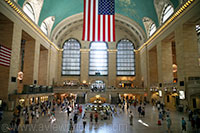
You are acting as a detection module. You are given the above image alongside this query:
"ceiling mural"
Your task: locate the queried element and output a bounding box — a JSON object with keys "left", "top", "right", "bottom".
{"left": 17, "top": 0, "right": 180, "bottom": 34}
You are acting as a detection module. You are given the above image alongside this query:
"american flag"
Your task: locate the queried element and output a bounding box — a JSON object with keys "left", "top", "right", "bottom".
{"left": 0, "top": 45, "right": 11, "bottom": 67}
{"left": 82, "top": 0, "right": 115, "bottom": 42}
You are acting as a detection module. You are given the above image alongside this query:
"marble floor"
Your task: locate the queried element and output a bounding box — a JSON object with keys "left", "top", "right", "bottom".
{"left": 0, "top": 104, "right": 199, "bottom": 133}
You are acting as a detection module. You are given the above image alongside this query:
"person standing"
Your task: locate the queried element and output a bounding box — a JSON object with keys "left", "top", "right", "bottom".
{"left": 196, "top": 116, "right": 200, "bottom": 131}
{"left": 181, "top": 117, "right": 186, "bottom": 132}
{"left": 141, "top": 107, "right": 145, "bottom": 118}
{"left": 36, "top": 108, "right": 39, "bottom": 119}
{"left": 129, "top": 111, "right": 133, "bottom": 125}
{"left": 188, "top": 109, "right": 193, "bottom": 121}
{"left": 166, "top": 109, "right": 170, "bottom": 117}
{"left": 157, "top": 102, "right": 160, "bottom": 111}
{"left": 138, "top": 105, "right": 142, "bottom": 118}
{"left": 166, "top": 115, "right": 171, "bottom": 133}
{"left": 94, "top": 111, "right": 98, "bottom": 125}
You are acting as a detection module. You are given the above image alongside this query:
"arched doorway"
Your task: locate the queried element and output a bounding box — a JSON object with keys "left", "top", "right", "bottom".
{"left": 90, "top": 80, "right": 105, "bottom": 92}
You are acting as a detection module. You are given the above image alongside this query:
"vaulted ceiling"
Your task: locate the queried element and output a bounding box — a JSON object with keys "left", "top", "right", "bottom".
{"left": 17, "top": 0, "right": 180, "bottom": 33}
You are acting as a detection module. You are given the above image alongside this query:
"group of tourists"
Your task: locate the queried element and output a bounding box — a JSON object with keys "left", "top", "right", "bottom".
{"left": 2, "top": 96, "right": 199, "bottom": 133}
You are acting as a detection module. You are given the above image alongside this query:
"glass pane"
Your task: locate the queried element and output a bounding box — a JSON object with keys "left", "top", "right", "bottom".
{"left": 117, "top": 39, "right": 135, "bottom": 76}
{"left": 62, "top": 39, "right": 81, "bottom": 75}
{"left": 41, "top": 22, "right": 48, "bottom": 35}
{"left": 162, "top": 5, "right": 174, "bottom": 23}
{"left": 23, "top": 3, "right": 35, "bottom": 21}
{"left": 89, "top": 42, "right": 108, "bottom": 75}
{"left": 196, "top": 25, "right": 200, "bottom": 36}
{"left": 149, "top": 23, "right": 156, "bottom": 36}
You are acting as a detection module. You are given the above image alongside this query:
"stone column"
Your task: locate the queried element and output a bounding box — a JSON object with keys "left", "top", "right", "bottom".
{"left": 108, "top": 50, "right": 116, "bottom": 87}
{"left": 33, "top": 40, "right": 40, "bottom": 84}
{"left": 140, "top": 48, "right": 149, "bottom": 99}
{"left": 149, "top": 46, "right": 158, "bottom": 85}
{"left": 134, "top": 51, "right": 141, "bottom": 87}
{"left": 23, "top": 39, "right": 36, "bottom": 85}
{"left": 161, "top": 41, "right": 173, "bottom": 83}
{"left": 47, "top": 48, "right": 51, "bottom": 85}
{"left": 157, "top": 42, "right": 163, "bottom": 84}
{"left": 175, "top": 24, "right": 200, "bottom": 107}
{"left": 175, "top": 24, "right": 200, "bottom": 87}
{"left": 57, "top": 51, "right": 62, "bottom": 85}
{"left": 80, "top": 50, "right": 89, "bottom": 84}
{"left": 38, "top": 47, "right": 48, "bottom": 85}
{"left": 8, "top": 23, "right": 22, "bottom": 95}
{"left": 140, "top": 48, "right": 148, "bottom": 88}
{"left": 48, "top": 48, "right": 58, "bottom": 86}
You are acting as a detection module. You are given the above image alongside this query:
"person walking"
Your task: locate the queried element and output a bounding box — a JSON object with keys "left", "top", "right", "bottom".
{"left": 90, "top": 112, "right": 93, "bottom": 122}
{"left": 159, "top": 112, "right": 163, "bottom": 120}
{"left": 158, "top": 112, "right": 163, "bottom": 125}
{"left": 181, "top": 117, "right": 186, "bottom": 132}
{"left": 166, "top": 115, "right": 171, "bottom": 133}
{"left": 69, "top": 118, "right": 73, "bottom": 133}
{"left": 82, "top": 116, "right": 87, "bottom": 129}
{"left": 73, "top": 113, "right": 78, "bottom": 124}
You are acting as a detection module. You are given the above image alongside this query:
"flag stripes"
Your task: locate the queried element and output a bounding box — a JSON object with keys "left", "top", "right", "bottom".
{"left": 0, "top": 45, "right": 11, "bottom": 67}
{"left": 82, "top": 0, "right": 115, "bottom": 42}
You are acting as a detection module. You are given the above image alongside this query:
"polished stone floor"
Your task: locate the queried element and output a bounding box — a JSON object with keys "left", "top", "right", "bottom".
{"left": 0, "top": 104, "right": 199, "bottom": 133}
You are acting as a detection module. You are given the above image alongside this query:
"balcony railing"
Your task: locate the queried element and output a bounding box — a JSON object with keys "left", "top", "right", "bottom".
{"left": 22, "top": 85, "right": 53, "bottom": 94}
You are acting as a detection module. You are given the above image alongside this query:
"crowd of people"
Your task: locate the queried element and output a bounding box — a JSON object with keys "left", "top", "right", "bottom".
{"left": 188, "top": 109, "right": 200, "bottom": 130}
{"left": 0, "top": 96, "right": 199, "bottom": 133}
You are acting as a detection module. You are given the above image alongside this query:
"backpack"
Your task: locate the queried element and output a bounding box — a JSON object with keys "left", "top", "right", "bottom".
{"left": 182, "top": 120, "right": 186, "bottom": 126}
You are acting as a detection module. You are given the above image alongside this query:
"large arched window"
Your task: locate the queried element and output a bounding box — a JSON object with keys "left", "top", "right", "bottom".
{"left": 117, "top": 39, "right": 135, "bottom": 76}
{"left": 41, "top": 22, "right": 48, "bottom": 35}
{"left": 89, "top": 42, "right": 108, "bottom": 76}
{"left": 196, "top": 25, "right": 200, "bottom": 36}
{"left": 23, "top": 2, "right": 35, "bottom": 22}
{"left": 161, "top": 4, "right": 174, "bottom": 23}
{"left": 62, "top": 39, "right": 81, "bottom": 75}
{"left": 149, "top": 23, "right": 156, "bottom": 37}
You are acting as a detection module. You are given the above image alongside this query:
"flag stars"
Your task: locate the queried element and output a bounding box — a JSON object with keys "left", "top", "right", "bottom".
{"left": 98, "top": 0, "right": 115, "bottom": 15}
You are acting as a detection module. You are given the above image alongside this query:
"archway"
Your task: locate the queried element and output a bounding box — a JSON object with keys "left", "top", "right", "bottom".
{"left": 90, "top": 80, "right": 106, "bottom": 92}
